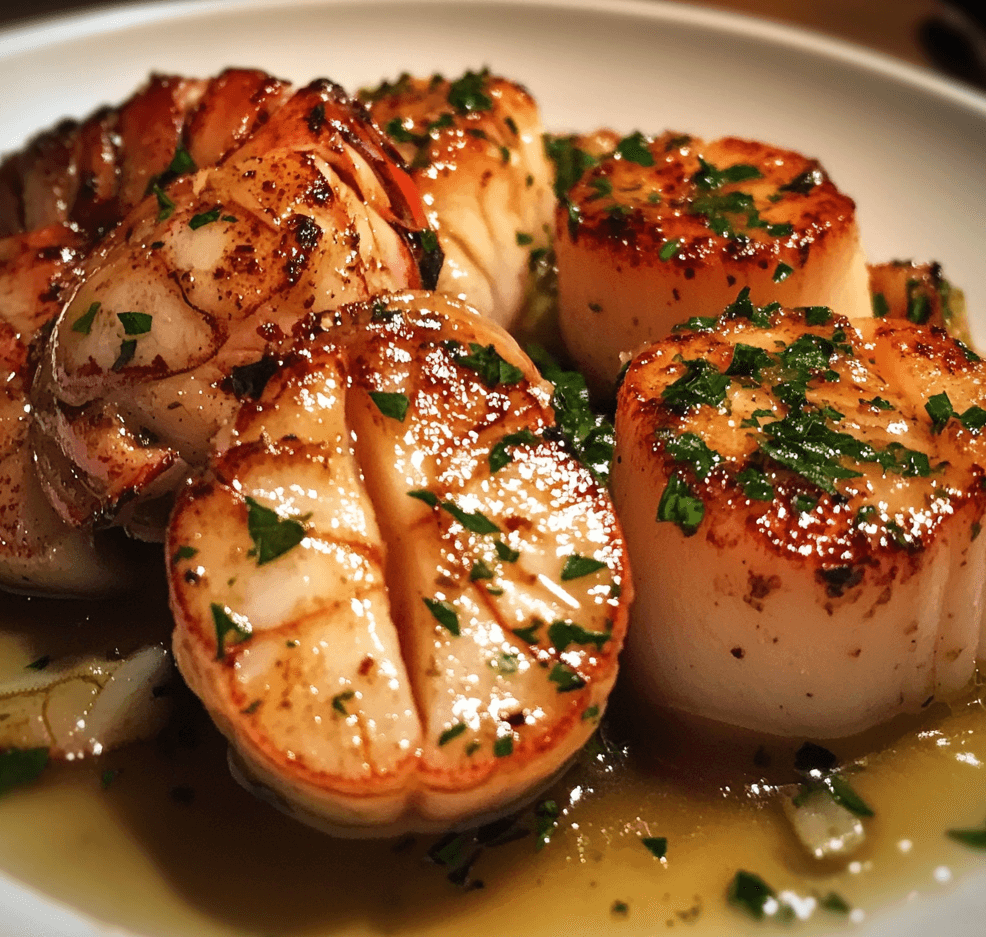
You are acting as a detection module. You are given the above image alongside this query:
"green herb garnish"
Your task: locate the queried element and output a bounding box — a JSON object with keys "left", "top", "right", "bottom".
{"left": 245, "top": 496, "right": 307, "bottom": 565}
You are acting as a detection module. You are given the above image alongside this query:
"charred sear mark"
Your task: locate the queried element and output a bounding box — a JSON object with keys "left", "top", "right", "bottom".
{"left": 817, "top": 564, "right": 864, "bottom": 598}
{"left": 223, "top": 357, "right": 280, "bottom": 400}
{"left": 743, "top": 571, "right": 781, "bottom": 612}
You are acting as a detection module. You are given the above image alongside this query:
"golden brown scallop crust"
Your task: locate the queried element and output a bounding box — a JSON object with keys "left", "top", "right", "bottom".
{"left": 617, "top": 304, "right": 986, "bottom": 601}
{"left": 558, "top": 132, "right": 856, "bottom": 273}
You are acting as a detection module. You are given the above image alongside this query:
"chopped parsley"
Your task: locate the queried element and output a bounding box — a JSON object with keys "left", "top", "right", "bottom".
{"left": 535, "top": 799, "right": 560, "bottom": 850}
{"left": 661, "top": 359, "right": 729, "bottom": 411}
{"left": 725, "top": 343, "right": 774, "bottom": 381}
{"left": 819, "top": 892, "right": 852, "bottom": 914}
{"left": 493, "top": 734, "right": 514, "bottom": 757}
{"left": 440, "top": 500, "right": 499, "bottom": 534}
{"left": 168, "top": 146, "right": 197, "bottom": 175}
{"left": 71, "top": 301, "right": 100, "bottom": 335}
{"left": 447, "top": 70, "right": 492, "bottom": 113}
{"left": 489, "top": 428, "right": 539, "bottom": 473}
{"left": 663, "top": 431, "right": 722, "bottom": 480}
{"left": 439, "top": 723, "right": 468, "bottom": 746}
{"left": 614, "top": 131, "right": 654, "bottom": 167}
{"left": 452, "top": 342, "right": 524, "bottom": 388}
{"left": 117, "top": 311, "right": 152, "bottom": 335}
{"left": 658, "top": 238, "right": 681, "bottom": 261}
{"left": 692, "top": 156, "right": 763, "bottom": 190}
{"left": 211, "top": 603, "right": 251, "bottom": 660}
{"left": 548, "top": 662, "right": 586, "bottom": 692}
{"left": 470, "top": 559, "right": 495, "bottom": 581}
{"left": 547, "top": 620, "right": 610, "bottom": 652}
{"left": 512, "top": 622, "right": 542, "bottom": 643}
{"left": 526, "top": 344, "right": 614, "bottom": 483}
{"left": 423, "top": 597, "right": 460, "bottom": 636}
{"left": 332, "top": 690, "right": 355, "bottom": 715}
{"left": 26, "top": 656, "right": 50, "bottom": 671}
{"left": 657, "top": 474, "right": 704, "bottom": 536}
{"left": 926, "top": 392, "right": 954, "bottom": 433}
{"left": 369, "top": 391, "right": 410, "bottom": 422}
{"left": 737, "top": 466, "right": 774, "bottom": 501}
{"left": 641, "top": 836, "right": 667, "bottom": 859}
{"left": 560, "top": 554, "right": 607, "bottom": 580}
{"left": 188, "top": 207, "right": 222, "bottom": 229}
{"left": 515, "top": 231, "right": 534, "bottom": 246}
{"left": 728, "top": 870, "right": 783, "bottom": 921}
{"left": 111, "top": 339, "right": 137, "bottom": 371}
{"left": 172, "top": 545, "right": 198, "bottom": 562}
{"left": 152, "top": 183, "right": 175, "bottom": 221}
{"left": 779, "top": 167, "right": 822, "bottom": 194}
{"left": 494, "top": 540, "right": 519, "bottom": 563}
{"left": 947, "top": 822, "right": 986, "bottom": 850}
{"left": 245, "top": 496, "right": 307, "bottom": 565}
{"left": 544, "top": 135, "right": 597, "bottom": 199}
{"left": 872, "top": 291, "right": 890, "bottom": 318}
{"left": 407, "top": 489, "right": 438, "bottom": 507}
{"left": 773, "top": 262, "right": 794, "bottom": 282}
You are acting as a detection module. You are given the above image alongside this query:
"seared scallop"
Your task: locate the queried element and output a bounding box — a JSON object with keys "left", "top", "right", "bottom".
{"left": 554, "top": 132, "right": 870, "bottom": 393}
{"left": 168, "top": 290, "right": 630, "bottom": 833}
{"left": 612, "top": 291, "right": 986, "bottom": 738}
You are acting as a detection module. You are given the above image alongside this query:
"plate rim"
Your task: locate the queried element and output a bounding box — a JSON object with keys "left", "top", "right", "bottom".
{"left": 1, "top": 0, "right": 986, "bottom": 118}
{"left": 0, "top": 2, "right": 985, "bottom": 937}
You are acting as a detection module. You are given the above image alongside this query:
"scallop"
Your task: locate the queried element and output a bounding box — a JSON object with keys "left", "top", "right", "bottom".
{"left": 612, "top": 293, "right": 986, "bottom": 738}
{"left": 554, "top": 131, "right": 870, "bottom": 393}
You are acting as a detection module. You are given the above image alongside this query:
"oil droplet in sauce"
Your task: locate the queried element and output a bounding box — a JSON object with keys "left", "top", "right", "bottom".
{"left": 1, "top": 573, "right": 985, "bottom": 936}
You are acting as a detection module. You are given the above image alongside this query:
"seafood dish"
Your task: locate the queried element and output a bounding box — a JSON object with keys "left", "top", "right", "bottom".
{"left": 1, "top": 37, "right": 985, "bottom": 937}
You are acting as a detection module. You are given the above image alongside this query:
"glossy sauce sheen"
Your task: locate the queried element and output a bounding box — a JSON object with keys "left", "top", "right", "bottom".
{"left": 1, "top": 585, "right": 984, "bottom": 936}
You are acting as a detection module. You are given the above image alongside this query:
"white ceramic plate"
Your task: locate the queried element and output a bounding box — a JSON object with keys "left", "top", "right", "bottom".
{"left": 1, "top": 1, "right": 985, "bottom": 935}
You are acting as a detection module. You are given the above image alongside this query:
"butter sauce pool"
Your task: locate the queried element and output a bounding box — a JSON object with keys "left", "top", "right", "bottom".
{"left": 1, "top": 579, "right": 985, "bottom": 937}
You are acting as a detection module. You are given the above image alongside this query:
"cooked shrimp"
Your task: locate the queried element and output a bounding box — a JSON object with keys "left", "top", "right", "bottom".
{"left": 361, "top": 70, "right": 553, "bottom": 329}
{"left": 0, "top": 225, "right": 130, "bottom": 593}
{"left": 612, "top": 292, "right": 986, "bottom": 738}
{"left": 554, "top": 132, "right": 870, "bottom": 393}
{"left": 168, "top": 290, "right": 630, "bottom": 833}
{"left": 30, "top": 77, "right": 436, "bottom": 541}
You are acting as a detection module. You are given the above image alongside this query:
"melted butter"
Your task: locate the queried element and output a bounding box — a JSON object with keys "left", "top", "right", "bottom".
{"left": 1, "top": 580, "right": 985, "bottom": 936}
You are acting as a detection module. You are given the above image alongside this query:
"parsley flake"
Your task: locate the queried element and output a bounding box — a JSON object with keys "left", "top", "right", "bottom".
{"left": 548, "top": 662, "right": 586, "bottom": 692}
{"left": 111, "top": 339, "right": 137, "bottom": 371}
{"left": 71, "top": 301, "right": 100, "bottom": 335}
{"left": 659, "top": 238, "right": 681, "bottom": 261}
{"left": 440, "top": 500, "right": 499, "bottom": 534}
{"left": 189, "top": 207, "right": 222, "bottom": 230}
{"left": 332, "top": 690, "right": 355, "bottom": 715}
{"left": 773, "top": 262, "right": 794, "bottom": 282}
{"left": 439, "top": 723, "right": 467, "bottom": 746}
{"left": 615, "top": 131, "right": 654, "bottom": 166}
{"left": 245, "top": 496, "right": 307, "bottom": 565}
{"left": 211, "top": 603, "right": 252, "bottom": 660}
{"left": 641, "top": 836, "right": 667, "bottom": 859}
{"left": 657, "top": 474, "right": 704, "bottom": 536}
{"left": 548, "top": 620, "right": 610, "bottom": 652}
{"left": 117, "top": 311, "right": 152, "bottom": 335}
{"left": 560, "top": 554, "right": 607, "bottom": 580}
{"left": 662, "top": 359, "right": 729, "bottom": 411}
{"left": 370, "top": 391, "right": 410, "bottom": 422}
{"left": 408, "top": 489, "right": 438, "bottom": 507}
{"left": 447, "top": 70, "right": 492, "bottom": 113}
{"left": 424, "top": 597, "right": 460, "bottom": 636}
{"left": 493, "top": 734, "right": 514, "bottom": 757}
{"left": 489, "top": 428, "right": 538, "bottom": 473}
{"left": 452, "top": 342, "right": 524, "bottom": 387}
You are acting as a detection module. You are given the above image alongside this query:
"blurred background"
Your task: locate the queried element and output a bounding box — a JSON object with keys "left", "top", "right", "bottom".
{"left": 2, "top": 0, "right": 985, "bottom": 88}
